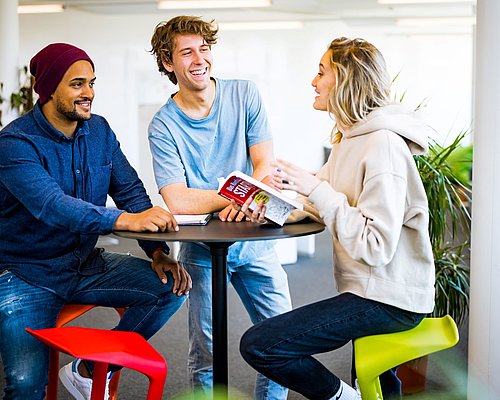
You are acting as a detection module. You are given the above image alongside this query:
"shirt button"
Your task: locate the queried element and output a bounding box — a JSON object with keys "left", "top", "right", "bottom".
{"left": 76, "top": 169, "right": 81, "bottom": 174}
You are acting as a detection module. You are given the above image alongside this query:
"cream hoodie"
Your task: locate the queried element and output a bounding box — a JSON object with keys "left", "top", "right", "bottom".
{"left": 308, "top": 104, "right": 435, "bottom": 313}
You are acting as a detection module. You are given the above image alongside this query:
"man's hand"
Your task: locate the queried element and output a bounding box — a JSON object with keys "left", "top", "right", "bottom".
{"left": 231, "top": 198, "right": 268, "bottom": 224}
{"left": 113, "top": 206, "right": 179, "bottom": 232}
{"left": 218, "top": 204, "right": 247, "bottom": 222}
{"left": 151, "top": 251, "right": 192, "bottom": 296}
{"left": 261, "top": 174, "right": 281, "bottom": 190}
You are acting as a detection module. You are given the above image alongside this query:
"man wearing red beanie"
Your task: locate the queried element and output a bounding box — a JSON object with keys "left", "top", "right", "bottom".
{"left": 30, "top": 43, "right": 95, "bottom": 106}
{"left": 0, "top": 43, "right": 192, "bottom": 400}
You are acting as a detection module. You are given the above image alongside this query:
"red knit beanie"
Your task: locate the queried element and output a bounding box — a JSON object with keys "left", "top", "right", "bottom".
{"left": 29, "top": 43, "right": 95, "bottom": 105}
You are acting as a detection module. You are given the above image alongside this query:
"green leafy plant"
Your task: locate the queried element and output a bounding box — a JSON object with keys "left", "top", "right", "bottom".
{"left": 433, "top": 243, "right": 470, "bottom": 325}
{"left": 0, "top": 67, "right": 35, "bottom": 128}
{"left": 414, "top": 130, "right": 472, "bottom": 325}
{"left": 10, "top": 66, "right": 34, "bottom": 116}
{"left": 447, "top": 143, "right": 473, "bottom": 186}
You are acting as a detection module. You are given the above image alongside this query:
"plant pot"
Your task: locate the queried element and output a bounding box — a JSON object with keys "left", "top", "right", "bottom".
{"left": 396, "top": 355, "right": 429, "bottom": 394}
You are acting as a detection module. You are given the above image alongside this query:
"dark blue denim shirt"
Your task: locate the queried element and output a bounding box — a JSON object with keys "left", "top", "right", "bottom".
{"left": 0, "top": 102, "right": 168, "bottom": 299}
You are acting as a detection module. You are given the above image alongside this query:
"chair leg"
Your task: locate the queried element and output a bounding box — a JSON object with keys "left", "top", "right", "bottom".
{"left": 46, "top": 348, "right": 59, "bottom": 400}
{"left": 108, "top": 370, "right": 121, "bottom": 400}
{"left": 358, "top": 377, "right": 384, "bottom": 400}
{"left": 90, "top": 362, "right": 109, "bottom": 400}
{"left": 50, "top": 305, "right": 126, "bottom": 399}
{"left": 374, "top": 378, "right": 384, "bottom": 399}
{"left": 145, "top": 375, "right": 167, "bottom": 400}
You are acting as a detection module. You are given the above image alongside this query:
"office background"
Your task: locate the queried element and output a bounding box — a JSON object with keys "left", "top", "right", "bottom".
{"left": 3, "top": 1, "right": 500, "bottom": 398}
{"left": 11, "top": 1, "right": 474, "bottom": 205}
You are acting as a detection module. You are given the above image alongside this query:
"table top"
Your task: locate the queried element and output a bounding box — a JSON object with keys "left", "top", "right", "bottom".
{"left": 113, "top": 218, "right": 325, "bottom": 243}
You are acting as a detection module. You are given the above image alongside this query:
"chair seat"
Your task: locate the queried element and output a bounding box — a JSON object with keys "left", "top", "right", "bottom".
{"left": 354, "top": 315, "right": 459, "bottom": 400}
{"left": 27, "top": 326, "right": 167, "bottom": 399}
{"left": 45, "top": 305, "right": 126, "bottom": 400}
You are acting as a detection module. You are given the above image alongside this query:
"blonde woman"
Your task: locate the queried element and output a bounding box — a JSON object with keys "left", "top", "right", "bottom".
{"left": 238, "top": 38, "right": 435, "bottom": 400}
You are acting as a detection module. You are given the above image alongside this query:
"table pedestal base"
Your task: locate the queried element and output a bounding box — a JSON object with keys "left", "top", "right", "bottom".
{"left": 209, "top": 242, "right": 234, "bottom": 397}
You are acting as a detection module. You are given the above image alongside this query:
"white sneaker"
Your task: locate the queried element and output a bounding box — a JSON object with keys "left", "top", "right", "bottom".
{"left": 354, "top": 379, "right": 363, "bottom": 399}
{"left": 59, "top": 359, "right": 110, "bottom": 400}
{"left": 353, "top": 378, "right": 382, "bottom": 400}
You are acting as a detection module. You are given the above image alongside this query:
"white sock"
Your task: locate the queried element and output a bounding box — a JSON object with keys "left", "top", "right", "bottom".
{"left": 328, "top": 380, "right": 358, "bottom": 400}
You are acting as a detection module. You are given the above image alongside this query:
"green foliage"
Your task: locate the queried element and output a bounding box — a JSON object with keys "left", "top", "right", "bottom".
{"left": 414, "top": 130, "right": 472, "bottom": 325}
{"left": 0, "top": 66, "right": 35, "bottom": 128}
{"left": 433, "top": 244, "right": 470, "bottom": 325}
{"left": 447, "top": 143, "right": 473, "bottom": 186}
{"left": 10, "top": 66, "right": 34, "bottom": 116}
{"left": 414, "top": 130, "right": 472, "bottom": 248}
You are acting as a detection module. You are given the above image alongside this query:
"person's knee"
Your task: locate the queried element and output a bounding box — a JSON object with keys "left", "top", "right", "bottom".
{"left": 5, "top": 367, "right": 47, "bottom": 399}
{"left": 157, "top": 285, "right": 187, "bottom": 309}
{"left": 240, "top": 324, "right": 264, "bottom": 365}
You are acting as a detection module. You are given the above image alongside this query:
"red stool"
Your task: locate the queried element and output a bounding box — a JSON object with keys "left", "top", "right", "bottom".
{"left": 47, "top": 305, "right": 126, "bottom": 400}
{"left": 27, "top": 326, "right": 167, "bottom": 400}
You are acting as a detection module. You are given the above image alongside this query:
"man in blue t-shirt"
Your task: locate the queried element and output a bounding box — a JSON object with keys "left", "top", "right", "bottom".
{"left": 149, "top": 16, "right": 291, "bottom": 399}
{"left": 0, "top": 43, "right": 191, "bottom": 400}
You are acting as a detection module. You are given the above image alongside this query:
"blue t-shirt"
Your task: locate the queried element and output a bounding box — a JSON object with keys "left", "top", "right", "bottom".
{"left": 149, "top": 78, "right": 276, "bottom": 267}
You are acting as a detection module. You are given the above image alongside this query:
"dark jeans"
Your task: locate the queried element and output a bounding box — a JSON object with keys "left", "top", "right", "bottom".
{"left": 0, "top": 252, "right": 186, "bottom": 400}
{"left": 240, "top": 292, "right": 425, "bottom": 400}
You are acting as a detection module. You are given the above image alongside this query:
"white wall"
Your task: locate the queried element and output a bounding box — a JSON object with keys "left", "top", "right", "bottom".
{"left": 18, "top": 10, "right": 473, "bottom": 203}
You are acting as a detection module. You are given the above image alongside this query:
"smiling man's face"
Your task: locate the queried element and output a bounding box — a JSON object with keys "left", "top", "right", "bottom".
{"left": 164, "top": 33, "right": 213, "bottom": 92}
{"left": 52, "top": 59, "right": 95, "bottom": 122}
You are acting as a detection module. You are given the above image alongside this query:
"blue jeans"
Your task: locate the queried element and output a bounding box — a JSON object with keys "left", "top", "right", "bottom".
{"left": 0, "top": 252, "right": 186, "bottom": 400}
{"left": 240, "top": 292, "right": 425, "bottom": 400}
{"left": 185, "top": 250, "right": 292, "bottom": 400}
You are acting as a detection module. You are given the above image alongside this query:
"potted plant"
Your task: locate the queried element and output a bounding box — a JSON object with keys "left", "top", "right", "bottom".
{"left": 397, "top": 130, "right": 472, "bottom": 393}
{"left": 391, "top": 89, "right": 472, "bottom": 324}
{"left": 417, "top": 130, "right": 471, "bottom": 324}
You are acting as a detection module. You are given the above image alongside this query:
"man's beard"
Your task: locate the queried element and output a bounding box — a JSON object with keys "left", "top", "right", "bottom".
{"left": 56, "top": 98, "right": 91, "bottom": 122}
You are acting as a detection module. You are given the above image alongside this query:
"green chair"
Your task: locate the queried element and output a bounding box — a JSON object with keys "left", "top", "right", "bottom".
{"left": 353, "top": 315, "right": 459, "bottom": 400}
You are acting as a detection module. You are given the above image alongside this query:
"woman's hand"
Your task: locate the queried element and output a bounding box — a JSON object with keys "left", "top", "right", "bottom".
{"left": 271, "top": 159, "right": 322, "bottom": 196}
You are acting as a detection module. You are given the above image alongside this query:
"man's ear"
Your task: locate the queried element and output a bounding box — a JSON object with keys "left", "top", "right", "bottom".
{"left": 162, "top": 60, "right": 174, "bottom": 73}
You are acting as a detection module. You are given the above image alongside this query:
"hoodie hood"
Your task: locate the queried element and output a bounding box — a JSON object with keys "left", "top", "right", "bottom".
{"left": 341, "top": 103, "right": 433, "bottom": 155}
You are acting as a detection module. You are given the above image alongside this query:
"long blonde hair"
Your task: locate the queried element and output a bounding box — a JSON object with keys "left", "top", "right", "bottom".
{"left": 327, "top": 37, "right": 391, "bottom": 130}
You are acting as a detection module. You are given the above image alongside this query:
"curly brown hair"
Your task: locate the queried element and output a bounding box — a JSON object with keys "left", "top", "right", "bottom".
{"left": 150, "top": 15, "right": 218, "bottom": 84}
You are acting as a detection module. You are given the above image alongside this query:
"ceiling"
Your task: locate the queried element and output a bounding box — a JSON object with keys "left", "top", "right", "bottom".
{"left": 18, "top": 0, "right": 476, "bottom": 25}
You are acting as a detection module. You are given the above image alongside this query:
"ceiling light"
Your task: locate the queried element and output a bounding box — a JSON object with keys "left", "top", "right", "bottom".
{"left": 218, "top": 21, "right": 303, "bottom": 31}
{"left": 379, "top": 0, "right": 474, "bottom": 4}
{"left": 18, "top": 4, "right": 64, "bottom": 14}
{"left": 396, "top": 16, "right": 476, "bottom": 25}
{"left": 158, "top": 0, "right": 271, "bottom": 9}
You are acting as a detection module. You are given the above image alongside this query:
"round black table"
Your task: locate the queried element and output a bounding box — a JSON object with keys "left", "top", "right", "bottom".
{"left": 114, "top": 218, "right": 324, "bottom": 395}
